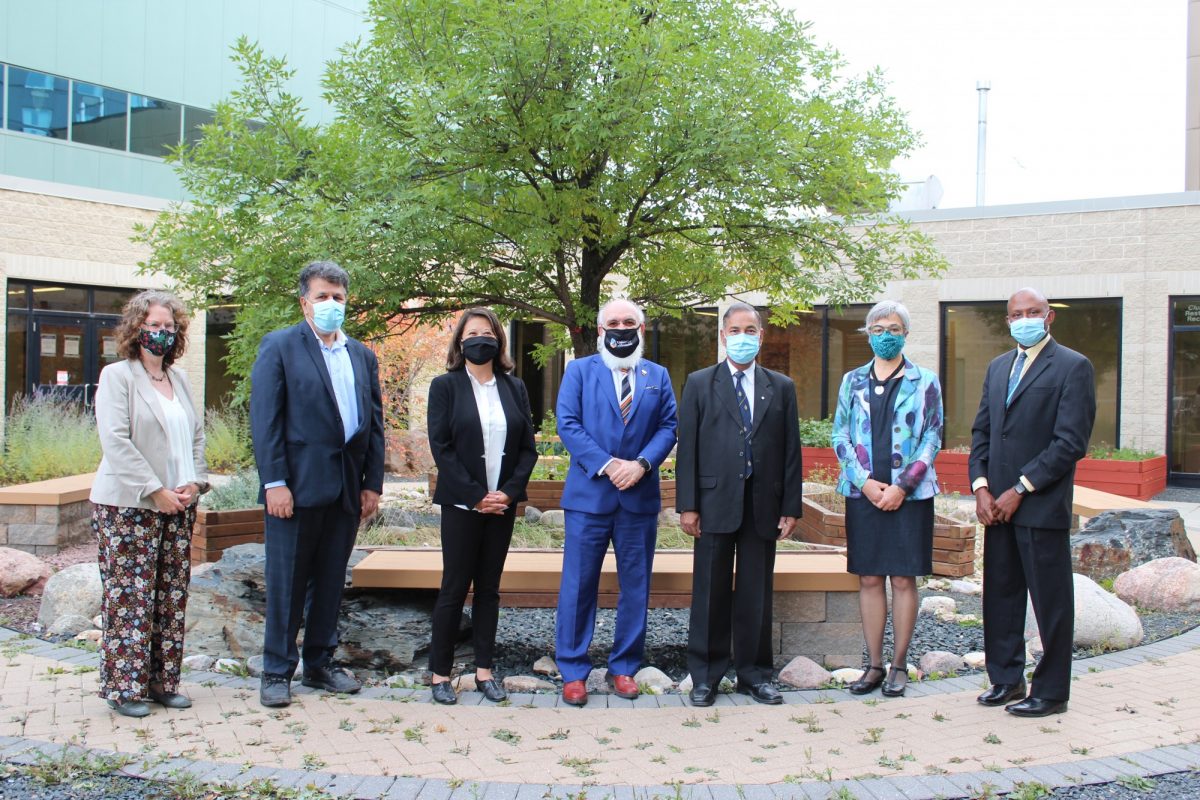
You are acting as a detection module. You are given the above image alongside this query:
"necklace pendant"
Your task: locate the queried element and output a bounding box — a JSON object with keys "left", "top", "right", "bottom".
{"left": 873, "top": 385, "right": 885, "bottom": 396}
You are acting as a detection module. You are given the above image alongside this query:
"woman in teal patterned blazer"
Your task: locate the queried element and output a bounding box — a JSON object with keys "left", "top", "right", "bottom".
{"left": 832, "top": 300, "right": 943, "bottom": 698}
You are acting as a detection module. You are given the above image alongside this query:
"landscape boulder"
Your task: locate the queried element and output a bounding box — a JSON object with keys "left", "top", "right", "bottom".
{"left": 36, "top": 563, "right": 102, "bottom": 628}
{"left": 1025, "top": 573, "right": 1142, "bottom": 651}
{"left": 1113, "top": 557, "right": 1200, "bottom": 612}
{"left": 777, "top": 656, "right": 833, "bottom": 689}
{"left": 0, "top": 547, "right": 52, "bottom": 597}
{"left": 1071, "top": 509, "right": 1195, "bottom": 581}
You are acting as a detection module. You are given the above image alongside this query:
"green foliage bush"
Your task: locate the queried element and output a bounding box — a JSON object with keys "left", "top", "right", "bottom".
{"left": 200, "top": 470, "right": 262, "bottom": 511}
{"left": 205, "top": 404, "right": 255, "bottom": 473}
{"left": 0, "top": 396, "right": 102, "bottom": 485}
{"left": 1086, "top": 443, "right": 1160, "bottom": 461}
{"left": 798, "top": 416, "right": 834, "bottom": 447}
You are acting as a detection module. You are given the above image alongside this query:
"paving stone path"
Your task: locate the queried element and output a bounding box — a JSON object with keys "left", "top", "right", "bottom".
{"left": 2, "top": 625, "right": 1200, "bottom": 799}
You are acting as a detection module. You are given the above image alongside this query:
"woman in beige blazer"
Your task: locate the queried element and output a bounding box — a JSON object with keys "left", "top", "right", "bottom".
{"left": 90, "top": 290, "right": 208, "bottom": 718}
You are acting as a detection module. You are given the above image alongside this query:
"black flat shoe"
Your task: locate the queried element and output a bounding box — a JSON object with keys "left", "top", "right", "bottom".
{"left": 977, "top": 680, "right": 1027, "bottom": 707}
{"left": 848, "top": 666, "right": 885, "bottom": 695}
{"left": 736, "top": 682, "right": 783, "bottom": 705}
{"left": 1006, "top": 697, "right": 1067, "bottom": 717}
{"left": 476, "top": 677, "right": 507, "bottom": 703}
{"left": 106, "top": 699, "right": 151, "bottom": 718}
{"left": 881, "top": 666, "right": 907, "bottom": 698}
{"left": 431, "top": 681, "right": 457, "bottom": 705}
{"left": 689, "top": 683, "right": 716, "bottom": 707}
{"left": 147, "top": 688, "right": 192, "bottom": 709}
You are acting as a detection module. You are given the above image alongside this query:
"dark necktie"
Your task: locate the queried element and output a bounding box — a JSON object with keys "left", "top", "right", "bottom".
{"left": 734, "top": 370, "right": 753, "bottom": 478}
{"left": 619, "top": 368, "right": 632, "bottom": 423}
{"left": 1006, "top": 350, "right": 1028, "bottom": 407}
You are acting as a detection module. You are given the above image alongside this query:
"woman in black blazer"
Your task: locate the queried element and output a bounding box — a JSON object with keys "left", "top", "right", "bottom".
{"left": 426, "top": 308, "right": 538, "bottom": 704}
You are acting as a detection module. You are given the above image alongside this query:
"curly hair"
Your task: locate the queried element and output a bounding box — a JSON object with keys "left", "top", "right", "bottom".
{"left": 114, "top": 290, "right": 191, "bottom": 366}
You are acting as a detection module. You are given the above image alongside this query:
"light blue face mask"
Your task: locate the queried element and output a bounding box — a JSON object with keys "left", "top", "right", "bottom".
{"left": 724, "top": 332, "right": 761, "bottom": 364}
{"left": 1009, "top": 317, "right": 1047, "bottom": 348}
{"left": 310, "top": 298, "right": 346, "bottom": 334}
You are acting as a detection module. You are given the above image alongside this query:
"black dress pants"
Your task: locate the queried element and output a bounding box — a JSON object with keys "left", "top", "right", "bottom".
{"left": 263, "top": 502, "right": 359, "bottom": 678}
{"left": 428, "top": 504, "right": 516, "bottom": 676}
{"left": 687, "top": 479, "right": 777, "bottom": 687}
{"left": 982, "top": 523, "right": 1074, "bottom": 702}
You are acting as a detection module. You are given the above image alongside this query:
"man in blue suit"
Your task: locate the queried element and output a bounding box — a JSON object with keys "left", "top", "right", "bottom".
{"left": 250, "top": 261, "right": 385, "bottom": 708}
{"left": 555, "top": 299, "right": 678, "bottom": 706}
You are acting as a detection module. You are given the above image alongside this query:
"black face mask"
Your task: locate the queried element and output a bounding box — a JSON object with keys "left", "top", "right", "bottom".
{"left": 603, "top": 327, "right": 640, "bottom": 358}
{"left": 462, "top": 336, "right": 500, "bottom": 365}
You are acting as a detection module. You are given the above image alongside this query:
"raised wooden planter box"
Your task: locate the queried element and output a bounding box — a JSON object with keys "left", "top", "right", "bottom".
{"left": 192, "top": 507, "right": 264, "bottom": 565}
{"left": 427, "top": 470, "right": 677, "bottom": 514}
{"left": 796, "top": 493, "right": 976, "bottom": 578}
{"left": 1075, "top": 455, "right": 1167, "bottom": 501}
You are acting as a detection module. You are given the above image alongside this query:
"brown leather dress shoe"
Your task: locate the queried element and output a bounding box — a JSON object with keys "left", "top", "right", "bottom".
{"left": 606, "top": 673, "right": 639, "bottom": 699}
{"left": 562, "top": 679, "right": 588, "bottom": 707}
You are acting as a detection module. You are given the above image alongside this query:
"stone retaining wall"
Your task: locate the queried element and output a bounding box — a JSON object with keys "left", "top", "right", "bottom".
{"left": 773, "top": 589, "right": 862, "bottom": 669}
{"left": 0, "top": 499, "right": 92, "bottom": 556}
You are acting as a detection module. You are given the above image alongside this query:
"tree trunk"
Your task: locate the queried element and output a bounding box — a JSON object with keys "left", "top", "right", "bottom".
{"left": 571, "top": 326, "right": 598, "bottom": 357}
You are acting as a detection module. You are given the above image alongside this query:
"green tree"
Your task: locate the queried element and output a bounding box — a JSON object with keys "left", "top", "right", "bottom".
{"left": 139, "top": 0, "right": 944, "bottom": 378}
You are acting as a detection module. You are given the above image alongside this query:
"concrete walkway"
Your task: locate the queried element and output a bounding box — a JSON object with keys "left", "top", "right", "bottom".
{"left": 3, "top": 625, "right": 1200, "bottom": 799}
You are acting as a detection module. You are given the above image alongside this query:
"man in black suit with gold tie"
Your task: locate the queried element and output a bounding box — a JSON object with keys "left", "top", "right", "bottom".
{"left": 970, "top": 287, "right": 1095, "bottom": 718}
{"left": 676, "top": 301, "right": 803, "bottom": 706}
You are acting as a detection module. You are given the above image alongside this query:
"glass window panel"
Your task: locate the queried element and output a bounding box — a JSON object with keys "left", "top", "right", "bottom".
{"left": 183, "top": 106, "right": 215, "bottom": 147}
{"left": 92, "top": 288, "right": 135, "bottom": 315}
{"left": 510, "top": 321, "right": 564, "bottom": 429}
{"left": 758, "top": 309, "right": 823, "bottom": 420}
{"left": 940, "top": 299, "right": 1120, "bottom": 450}
{"left": 28, "top": 284, "right": 87, "bottom": 312}
{"left": 1170, "top": 298, "right": 1200, "bottom": 476}
{"left": 6, "top": 312, "right": 28, "bottom": 410}
{"left": 6, "top": 280, "right": 29, "bottom": 310}
{"left": 824, "top": 305, "right": 874, "bottom": 415}
{"left": 130, "top": 95, "right": 182, "bottom": 157}
{"left": 648, "top": 308, "right": 719, "bottom": 398}
{"left": 5, "top": 67, "right": 68, "bottom": 138}
{"left": 70, "top": 82, "right": 127, "bottom": 150}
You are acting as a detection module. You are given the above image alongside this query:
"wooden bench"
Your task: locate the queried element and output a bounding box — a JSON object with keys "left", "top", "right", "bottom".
{"left": 1072, "top": 484, "right": 1153, "bottom": 518}
{"left": 352, "top": 548, "right": 864, "bottom": 668}
{"left": 0, "top": 473, "right": 95, "bottom": 556}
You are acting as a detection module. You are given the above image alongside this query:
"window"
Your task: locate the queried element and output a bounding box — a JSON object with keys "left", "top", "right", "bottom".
{"left": 647, "top": 308, "right": 719, "bottom": 396}
{"left": 5, "top": 67, "right": 68, "bottom": 138}
{"left": 1169, "top": 297, "right": 1200, "bottom": 480}
{"left": 759, "top": 309, "right": 823, "bottom": 419}
{"left": 130, "top": 95, "right": 182, "bottom": 157}
{"left": 941, "top": 299, "right": 1121, "bottom": 450}
{"left": 70, "top": 82, "right": 128, "bottom": 151}
{"left": 183, "top": 106, "right": 215, "bottom": 147}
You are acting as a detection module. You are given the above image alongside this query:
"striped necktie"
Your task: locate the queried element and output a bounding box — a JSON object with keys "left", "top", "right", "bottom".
{"left": 619, "top": 368, "right": 632, "bottom": 423}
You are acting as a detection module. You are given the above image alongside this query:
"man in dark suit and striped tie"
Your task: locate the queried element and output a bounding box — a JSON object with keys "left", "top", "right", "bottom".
{"left": 554, "top": 299, "right": 678, "bottom": 706}
{"left": 970, "top": 287, "right": 1096, "bottom": 718}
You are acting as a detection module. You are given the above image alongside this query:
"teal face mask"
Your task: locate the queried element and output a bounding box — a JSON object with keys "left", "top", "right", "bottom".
{"left": 869, "top": 332, "right": 905, "bottom": 360}
{"left": 724, "top": 333, "right": 761, "bottom": 364}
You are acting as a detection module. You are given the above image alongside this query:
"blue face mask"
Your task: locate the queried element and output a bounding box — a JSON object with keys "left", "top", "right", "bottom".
{"left": 310, "top": 298, "right": 346, "bottom": 334}
{"left": 869, "top": 332, "right": 905, "bottom": 360}
{"left": 724, "top": 332, "right": 761, "bottom": 365}
{"left": 1009, "top": 317, "right": 1047, "bottom": 348}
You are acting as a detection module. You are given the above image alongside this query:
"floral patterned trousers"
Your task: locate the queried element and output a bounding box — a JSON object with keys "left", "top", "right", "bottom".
{"left": 92, "top": 503, "right": 195, "bottom": 701}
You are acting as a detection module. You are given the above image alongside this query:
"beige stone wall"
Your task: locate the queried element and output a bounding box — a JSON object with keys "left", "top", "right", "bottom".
{"left": 0, "top": 187, "right": 207, "bottom": 440}
{"left": 1189, "top": 0, "right": 1200, "bottom": 191}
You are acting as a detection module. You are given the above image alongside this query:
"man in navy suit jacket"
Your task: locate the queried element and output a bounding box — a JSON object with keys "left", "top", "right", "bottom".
{"left": 970, "top": 287, "right": 1095, "bottom": 718}
{"left": 250, "top": 261, "right": 385, "bottom": 708}
{"left": 554, "top": 299, "right": 678, "bottom": 706}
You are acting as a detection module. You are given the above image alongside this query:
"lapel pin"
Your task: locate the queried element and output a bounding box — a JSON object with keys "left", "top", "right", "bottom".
{"left": 641, "top": 369, "right": 647, "bottom": 375}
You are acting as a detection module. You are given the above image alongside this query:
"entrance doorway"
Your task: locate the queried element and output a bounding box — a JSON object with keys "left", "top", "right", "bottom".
{"left": 1169, "top": 296, "right": 1200, "bottom": 486}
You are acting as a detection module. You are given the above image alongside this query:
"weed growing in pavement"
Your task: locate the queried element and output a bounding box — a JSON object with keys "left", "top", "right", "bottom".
{"left": 560, "top": 756, "right": 602, "bottom": 777}
{"left": 301, "top": 753, "right": 326, "bottom": 770}
{"left": 20, "top": 747, "right": 130, "bottom": 787}
{"left": 1070, "top": 744, "right": 1090, "bottom": 755}
{"left": 490, "top": 728, "right": 521, "bottom": 745}
{"left": 860, "top": 727, "right": 884, "bottom": 745}
{"left": 1008, "top": 781, "right": 1052, "bottom": 799}
{"left": 1116, "top": 774, "right": 1157, "bottom": 792}
{"left": 790, "top": 712, "right": 823, "bottom": 733}
{"left": 983, "top": 732, "right": 1002, "bottom": 744}
{"left": 403, "top": 723, "right": 426, "bottom": 743}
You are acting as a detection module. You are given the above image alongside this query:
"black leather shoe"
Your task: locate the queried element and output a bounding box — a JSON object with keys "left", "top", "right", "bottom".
{"left": 147, "top": 688, "right": 192, "bottom": 709}
{"left": 736, "top": 682, "right": 783, "bottom": 705}
{"left": 431, "top": 681, "right": 457, "bottom": 705}
{"left": 301, "top": 665, "right": 361, "bottom": 694}
{"left": 106, "top": 698, "right": 151, "bottom": 718}
{"left": 1006, "top": 697, "right": 1067, "bottom": 717}
{"left": 259, "top": 673, "right": 292, "bottom": 708}
{"left": 848, "top": 666, "right": 885, "bottom": 695}
{"left": 689, "top": 683, "right": 716, "bottom": 707}
{"left": 881, "top": 666, "right": 908, "bottom": 698}
{"left": 476, "top": 677, "right": 507, "bottom": 703}
{"left": 977, "top": 681, "right": 1027, "bottom": 707}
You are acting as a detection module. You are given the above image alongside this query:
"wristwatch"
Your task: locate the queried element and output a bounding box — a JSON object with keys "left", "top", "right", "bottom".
{"left": 636, "top": 457, "right": 652, "bottom": 473}
{"left": 1013, "top": 482, "right": 1028, "bottom": 496}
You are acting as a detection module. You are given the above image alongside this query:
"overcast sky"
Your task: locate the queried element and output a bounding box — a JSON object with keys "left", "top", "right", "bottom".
{"left": 778, "top": 1, "right": 1187, "bottom": 209}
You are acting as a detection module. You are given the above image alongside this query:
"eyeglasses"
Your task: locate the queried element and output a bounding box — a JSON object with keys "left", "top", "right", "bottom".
{"left": 867, "top": 325, "right": 905, "bottom": 336}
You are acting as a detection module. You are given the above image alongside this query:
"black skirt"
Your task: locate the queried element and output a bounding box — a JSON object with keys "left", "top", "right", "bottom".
{"left": 844, "top": 495, "right": 934, "bottom": 577}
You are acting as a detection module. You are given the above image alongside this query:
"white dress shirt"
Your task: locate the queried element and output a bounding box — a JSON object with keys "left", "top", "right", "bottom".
{"left": 457, "top": 370, "right": 508, "bottom": 510}
{"left": 157, "top": 390, "right": 198, "bottom": 490}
